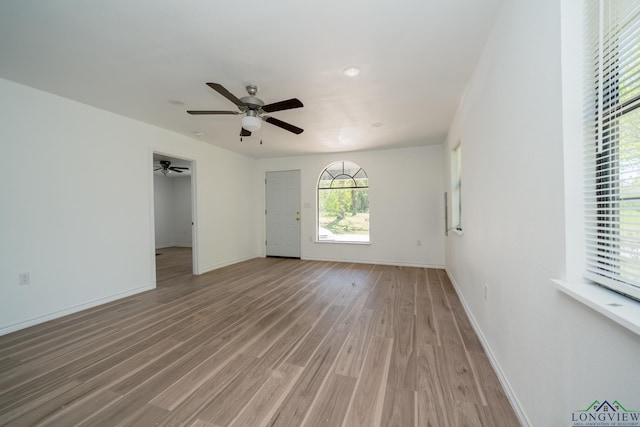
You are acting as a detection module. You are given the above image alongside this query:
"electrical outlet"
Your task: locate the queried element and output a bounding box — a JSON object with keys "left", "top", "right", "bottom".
{"left": 19, "top": 272, "right": 30, "bottom": 286}
{"left": 483, "top": 284, "right": 488, "bottom": 301}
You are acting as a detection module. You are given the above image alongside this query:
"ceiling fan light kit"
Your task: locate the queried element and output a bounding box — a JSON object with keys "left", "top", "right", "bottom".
{"left": 187, "top": 82, "right": 304, "bottom": 139}
{"left": 242, "top": 110, "right": 261, "bottom": 132}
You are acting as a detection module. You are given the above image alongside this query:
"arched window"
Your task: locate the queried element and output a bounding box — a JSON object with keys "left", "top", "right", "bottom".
{"left": 317, "top": 161, "right": 369, "bottom": 242}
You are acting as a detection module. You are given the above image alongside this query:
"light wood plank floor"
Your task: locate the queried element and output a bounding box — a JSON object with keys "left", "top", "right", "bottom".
{"left": 0, "top": 247, "right": 520, "bottom": 426}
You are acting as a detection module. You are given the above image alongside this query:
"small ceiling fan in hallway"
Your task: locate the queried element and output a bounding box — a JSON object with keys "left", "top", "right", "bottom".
{"left": 187, "top": 82, "right": 304, "bottom": 137}
{"left": 154, "top": 160, "right": 189, "bottom": 176}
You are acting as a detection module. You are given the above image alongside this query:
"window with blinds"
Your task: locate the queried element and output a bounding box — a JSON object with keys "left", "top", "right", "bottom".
{"left": 584, "top": 0, "right": 640, "bottom": 300}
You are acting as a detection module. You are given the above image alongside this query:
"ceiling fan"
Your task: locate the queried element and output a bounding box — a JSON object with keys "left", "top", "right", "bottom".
{"left": 187, "top": 83, "right": 304, "bottom": 137}
{"left": 154, "top": 160, "right": 189, "bottom": 176}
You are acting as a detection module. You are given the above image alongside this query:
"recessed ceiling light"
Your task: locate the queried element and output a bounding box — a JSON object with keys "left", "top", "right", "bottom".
{"left": 168, "top": 99, "right": 185, "bottom": 106}
{"left": 193, "top": 131, "right": 204, "bottom": 137}
{"left": 343, "top": 67, "right": 361, "bottom": 77}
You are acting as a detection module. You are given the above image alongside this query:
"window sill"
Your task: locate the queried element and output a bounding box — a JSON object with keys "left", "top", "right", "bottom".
{"left": 553, "top": 279, "right": 640, "bottom": 336}
{"left": 315, "top": 240, "right": 371, "bottom": 245}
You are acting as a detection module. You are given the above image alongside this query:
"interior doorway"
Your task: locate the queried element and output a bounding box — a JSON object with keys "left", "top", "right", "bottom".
{"left": 152, "top": 152, "right": 197, "bottom": 277}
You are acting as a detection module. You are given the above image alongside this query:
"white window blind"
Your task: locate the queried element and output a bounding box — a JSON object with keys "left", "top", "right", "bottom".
{"left": 584, "top": 0, "right": 640, "bottom": 300}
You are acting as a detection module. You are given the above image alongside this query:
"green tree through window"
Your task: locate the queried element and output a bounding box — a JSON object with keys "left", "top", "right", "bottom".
{"left": 317, "top": 161, "right": 369, "bottom": 242}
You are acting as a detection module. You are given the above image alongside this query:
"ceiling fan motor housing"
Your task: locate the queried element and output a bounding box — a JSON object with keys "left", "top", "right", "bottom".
{"left": 240, "top": 96, "right": 264, "bottom": 112}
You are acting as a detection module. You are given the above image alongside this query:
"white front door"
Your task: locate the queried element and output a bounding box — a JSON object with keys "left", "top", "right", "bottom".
{"left": 266, "top": 170, "right": 301, "bottom": 258}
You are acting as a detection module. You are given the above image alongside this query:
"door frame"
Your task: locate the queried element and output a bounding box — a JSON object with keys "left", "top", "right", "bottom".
{"left": 149, "top": 148, "right": 199, "bottom": 285}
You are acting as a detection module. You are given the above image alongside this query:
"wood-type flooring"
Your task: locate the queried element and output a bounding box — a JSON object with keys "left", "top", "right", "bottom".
{"left": 0, "top": 247, "right": 520, "bottom": 426}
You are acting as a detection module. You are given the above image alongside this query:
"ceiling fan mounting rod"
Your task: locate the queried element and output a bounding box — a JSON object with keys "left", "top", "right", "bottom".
{"left": 240, "top": 85, "right": 264, "bottom": 111}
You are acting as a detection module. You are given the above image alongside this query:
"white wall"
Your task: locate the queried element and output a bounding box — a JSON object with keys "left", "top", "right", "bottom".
{"left": 172, "top": 176, "right": 192, "bottom": 247}
{"left": 153, "top": 174, "right": 192, "bottom": 249}
{"left": 256, "top": 145, "right": 445, "bottom": 268}
{"left": 444, "top": 0, "right": 640, "bottom": 425}
{"left": 154, "top": 174, "right": 174, "bottom": 248}
{"left": 0, "top": 77, "right": 259, "bottom": 334}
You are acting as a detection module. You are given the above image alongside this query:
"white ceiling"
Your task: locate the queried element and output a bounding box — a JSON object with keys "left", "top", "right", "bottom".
{"left": 0, "top": 0, "right": 502, "bottom": 159}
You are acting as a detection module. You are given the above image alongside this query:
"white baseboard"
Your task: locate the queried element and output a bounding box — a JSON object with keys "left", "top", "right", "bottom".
{"left": 445, "top": 269, "right": 531, "bottom": 427}
{"left": 0, "top": 284, "right": 155, "bottom": 336}
{"left": 302, "top": 255, "right": 444, "bottom": 269}
{"left": 199, "top": 254, "right": 262, "bottom": 274}
{"left": 155, "top": 244, "right": 193, "bottom": 250}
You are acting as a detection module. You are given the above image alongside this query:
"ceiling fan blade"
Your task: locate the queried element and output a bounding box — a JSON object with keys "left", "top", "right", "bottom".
{"left": 170, "top": 167, "right": 189, "bottom": 170}
{"left": 169, "top": 168, "right": 184, "bottom": 173}
{"left": 187, "top": 110, "right": 239, "bottom": 115}
{"left": 206, "top": 83, "right": 245, "bottom": 108}
{"left": 153, "top": 167, "right": 162, "bottom": 171}
{"left": 264, "top": 116, "right": 304, "bottom": 134}
{"left": 240, "top": 128, "right": 252, "bottom": 137}
{"left": 262, "top": 98, "right": 304, "bottom": 113}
